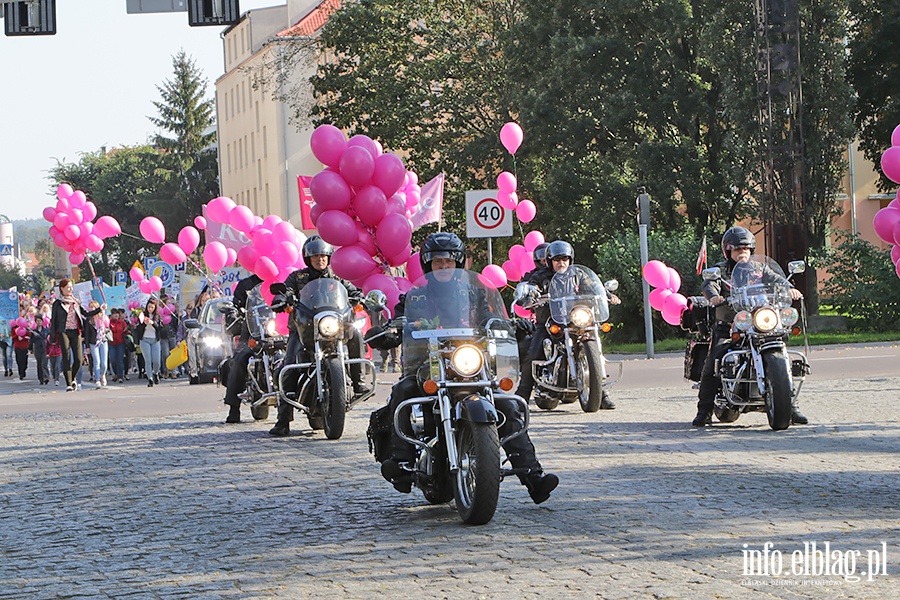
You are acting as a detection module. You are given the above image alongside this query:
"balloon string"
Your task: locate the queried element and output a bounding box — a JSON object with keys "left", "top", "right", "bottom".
{"left": 118, "top": 229, "right": 221, "bottom": 294}
{"left": 84, "top": 254, "right": 107, "bottom": 305}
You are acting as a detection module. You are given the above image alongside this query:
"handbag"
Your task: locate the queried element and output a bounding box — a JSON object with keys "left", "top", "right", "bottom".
{"left": 104, "top": 329, "right": 114, "bottom": 342}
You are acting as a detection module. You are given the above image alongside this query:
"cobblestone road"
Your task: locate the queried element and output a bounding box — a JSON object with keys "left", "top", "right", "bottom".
{"left": 0, "top": 357, "right": 897, "bottom": 599}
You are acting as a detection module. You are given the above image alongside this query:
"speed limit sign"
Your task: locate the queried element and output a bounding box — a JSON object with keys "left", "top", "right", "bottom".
{"left": 465, "top": 190, "right": 513, "bottom": 238}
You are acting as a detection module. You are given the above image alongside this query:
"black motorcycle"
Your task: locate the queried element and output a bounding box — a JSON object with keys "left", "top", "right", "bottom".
{"left": 367, "top": 269, "right": 530, "bottom": 525}
{"left": 277, "top": 278, "right": 376, "bottom": 439}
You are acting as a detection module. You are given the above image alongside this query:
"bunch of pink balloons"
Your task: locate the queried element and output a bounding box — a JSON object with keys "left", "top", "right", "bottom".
{"left": 9, "top": 316, "right": 35, "bottom": 338}
{"left": 643, "top": 259, "right": 688, "bottom": 326}
{"left": 130, "top": 266, "right": 163, "bottom": 296}
{"left": 872, "top": 197, "right": 900, "bottom": 279}
{"left": 43, "top": 183, "right": 122, "bottom": 265}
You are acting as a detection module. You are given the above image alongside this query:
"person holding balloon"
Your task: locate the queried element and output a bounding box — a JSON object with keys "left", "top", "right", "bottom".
{"left": 11, "top": 312, "right": 31, "bottom": 380}
{"left": 50, "top": 278, "right": 104, "bottom": 392}
{"left": 134, "top": 297, "right": 163, "bottom": 388}
{"left": 691, "top": 226, "right": 807, "bottom": 426}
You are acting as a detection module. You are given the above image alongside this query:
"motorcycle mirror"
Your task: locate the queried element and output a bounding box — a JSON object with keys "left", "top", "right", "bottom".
{"left": 269, "top": 282, "right": 287, "bottom": 296}
{"left": 364, "top": 289, "right": 388, "bottom": 311}
{"left": 787, "top": 260, "right": 806, "bottom": 275}
{"left": 604, "top": 279, "right": 619, "bottom": 292}
{"left": 701, "top": 267, "right": 721, "bottom": 281}
{"left": 217, "top": 303, "right": 235, "bottom": 314}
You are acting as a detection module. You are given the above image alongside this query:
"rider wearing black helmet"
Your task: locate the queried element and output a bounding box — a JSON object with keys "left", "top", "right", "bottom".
{"left": 374, "top": 232, "right": 560, "bottom": 505}
{"left": 691, "top": 226, "right": 807, "bottom": 426}
{"left": 268, "top": 235, "right": 370, "bottom": 436}
{"left": 515, "top": 240, "right": 616, "bottom": 409}
{"left": 521, "top": 242, "right": 551, "bottom": 282}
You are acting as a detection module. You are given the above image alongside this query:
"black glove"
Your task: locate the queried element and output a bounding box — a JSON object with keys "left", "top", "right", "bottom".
{"left": 365, "top": 325, "right": 401, "bottom": 351}
{"left": 514, "top": 318, "right": 536, "bottom": 341}
{"left": 271, "top": 295, "right": 288, "bottom": 312}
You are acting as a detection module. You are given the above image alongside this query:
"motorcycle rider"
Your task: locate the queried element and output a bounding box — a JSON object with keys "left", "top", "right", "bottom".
{"left": 375, "top": 232, "right": 560, "bottom": 504}
{"left": 691, "top": 226, "right": 807, "bottom": 427}
{"left": 269, "top": 235, "right": 371, "bottom": 436}
{"left": 222, "top": 273, "right": 264, "bottom": 424}
{"left": 516, "top": 240, "right": 616, "bottom": 409}
{"left": 521, "top": 242, "right": 551, "bottom": 282}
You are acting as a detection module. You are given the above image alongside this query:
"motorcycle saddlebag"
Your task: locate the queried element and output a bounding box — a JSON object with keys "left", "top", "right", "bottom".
{"left": 366, "top": 404, "right": 393, "bottom": 463}
{"left": 684, "top": 339, "right": 709, "bottom": 382}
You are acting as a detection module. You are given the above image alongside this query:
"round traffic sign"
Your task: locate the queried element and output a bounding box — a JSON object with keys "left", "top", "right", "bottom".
{"left": 473, "top": 197, "right": 506, "bottom": 230}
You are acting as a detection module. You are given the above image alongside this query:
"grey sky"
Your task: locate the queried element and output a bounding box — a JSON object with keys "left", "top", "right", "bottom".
{"left": 0, "top": 0, "right": 274, "bottom": 222}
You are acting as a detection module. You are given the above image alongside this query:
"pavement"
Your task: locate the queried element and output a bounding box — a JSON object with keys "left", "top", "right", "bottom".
{"left": 0, "top": 347, "right": 897, "bottom": 599}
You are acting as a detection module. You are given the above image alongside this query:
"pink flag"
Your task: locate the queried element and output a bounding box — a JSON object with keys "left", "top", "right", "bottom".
{"left": 298, "top": 175, "right": 315, "bottom": 230}
{"left": 410, "top": 173, "right": 444, "bottom": 231}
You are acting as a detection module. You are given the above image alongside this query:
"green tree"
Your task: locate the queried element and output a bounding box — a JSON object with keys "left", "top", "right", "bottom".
{"left": 147, "top": 51, "right": 219, "bottom": 227}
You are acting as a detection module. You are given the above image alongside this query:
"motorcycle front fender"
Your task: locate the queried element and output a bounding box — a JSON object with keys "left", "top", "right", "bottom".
{"left": 455, "top": 396, "right": 498, "bottom": 424}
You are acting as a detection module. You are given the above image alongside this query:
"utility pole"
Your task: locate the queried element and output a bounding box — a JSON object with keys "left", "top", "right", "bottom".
{"left": 637, "top": 188, "right": 654, "bottom": 358}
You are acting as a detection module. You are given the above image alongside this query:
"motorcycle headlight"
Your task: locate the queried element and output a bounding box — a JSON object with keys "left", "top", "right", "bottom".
{"left": 318, "top": 315, "right": 340, "bottom": 338}
{"left": 734, "top": 311, "right": 752, "bottom": 331}
{"left": 265, "top": 319, "right": 278, "bottom": 337}
{"left": 202, "top": 336, "right": 222, "bottom": 348}
{"left": 570, "top": 306, "right": 593, "bottom": 328}
{"left": 780, "top": 307, "right": 799, "bottom": 327}
{"left": 753, "top": 308, "right": 779, "bottom": 332}
{"left": 450, "top": 344, "right": 483, "bottom": 377}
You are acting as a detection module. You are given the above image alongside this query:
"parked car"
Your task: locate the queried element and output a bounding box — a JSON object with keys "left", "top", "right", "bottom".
{"left": 183, "top": 298, "right": 234, "bottom": 384}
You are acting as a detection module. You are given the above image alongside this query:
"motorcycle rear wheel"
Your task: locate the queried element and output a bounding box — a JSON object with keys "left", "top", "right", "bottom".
{"left": 576, "top": 341, "right": 604, "bottom": 413}
{"left": 454, "top": 421, "right": 501, "bottom": 525}
{"left": 322, "top": 358, "right": 347, "bottom": 439}
{"left": 764, "top": 351, "right": 792, "bottom": 431}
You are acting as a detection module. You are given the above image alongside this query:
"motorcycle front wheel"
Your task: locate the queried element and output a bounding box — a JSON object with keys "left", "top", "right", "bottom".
{"left": 321, "top": 358, "right": 347, "bottom": 439}
{"left": 763, "top": 351, "right": 792, "bottom": 431}
{"left": 576, "top": 341, "right": 604, "bottom": 413}
{"left": 454, "top": 421, "right": 501, "bottom": 525}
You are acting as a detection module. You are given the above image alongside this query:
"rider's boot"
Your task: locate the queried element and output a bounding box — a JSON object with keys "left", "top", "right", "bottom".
{"left": 525, "top": 471, "right": 559, "bottom": 504}
{"left": 600, "top": 391, "right": 616, "bottom": 409}
{"left": 268, "top": 402, "right": 293, "bottom": 436}
{"left": 791, "top": 402, "right": 808, "bottom": 425}
{"left": 225, "top": 404, "right": 241, "bottom": 424}
{"left": 381, "top": 435, "right": 415, "bottom": 493}
{"left": 692, "top": 375, "right": 716, "bottom": 426}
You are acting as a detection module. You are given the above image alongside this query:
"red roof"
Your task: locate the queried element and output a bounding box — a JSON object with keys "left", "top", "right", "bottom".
{"left": 277, "top": 0, "right": 341, "bottom": 37}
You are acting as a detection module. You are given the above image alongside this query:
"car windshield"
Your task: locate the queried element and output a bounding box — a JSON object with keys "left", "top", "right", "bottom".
{"left": 548, "top": 264, "right": 609, "bottom": 324}
{"left": 201, "top": 299, "right": 228, "bottom": 326}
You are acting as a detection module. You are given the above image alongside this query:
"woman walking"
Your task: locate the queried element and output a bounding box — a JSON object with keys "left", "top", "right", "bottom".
{"left": 51, "top": 279, "right": 103, "bottom": 392}
{"left": 11, "top": 315, "right": 30, "bottom": 380}
{"left": 85, "top": 300, "right": 110, "bottom": 388}
{"left": 135, "top": 297, "right": 162, "bottom": 387}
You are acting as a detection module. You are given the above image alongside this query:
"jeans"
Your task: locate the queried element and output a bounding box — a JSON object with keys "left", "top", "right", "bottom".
{"left": 109, "top": 343, "right": 125, "bottom": 379}
{"left": 91, "top": 341, "right": 109, "bottom": 383}
{"left": 139, "top": 338, "right": 161, "bottom": 377}
{"left": 49, "top": 355, "right": 62, "bottom": 382}
{"left": 0, "top": 342, "right": 11, "bottom": 372}
{"left": 159, "top": 336, "right": 171, "bottom": 375}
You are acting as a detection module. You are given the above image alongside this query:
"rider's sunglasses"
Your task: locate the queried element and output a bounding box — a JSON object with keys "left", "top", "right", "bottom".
{"left": 551, "top": 257, "right": 570, "bottom": 262}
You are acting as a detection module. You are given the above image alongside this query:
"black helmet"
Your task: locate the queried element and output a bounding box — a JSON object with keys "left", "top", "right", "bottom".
{"left": 546, "top": 240, "right": 574, "bottom": 262}
{"left": 302, "top": 235, "right": 335, "bottom": 259}
{"left": 533, "top": 242, "right": 550, "bottom": 263}
{"left": 721, "top": 226, "right": 756, "bottom": 257}
{"left": 420, "top": 232, "right": 466, "bottom": 274}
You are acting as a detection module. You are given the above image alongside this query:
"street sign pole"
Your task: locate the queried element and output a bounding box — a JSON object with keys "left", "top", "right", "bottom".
{"left": 637, "top": 190, "right": 655, "bottom": 358}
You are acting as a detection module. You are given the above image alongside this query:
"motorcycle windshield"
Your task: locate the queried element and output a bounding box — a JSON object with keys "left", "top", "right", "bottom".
{"left": 402, "top": 269, "right": 519, "bottom": 384}
{"left": 729, "top": 255, "right": 793, "bottom": 310}
{"left": 297, "top": 278, "right": 351, "bottom": 315}
{"left": 246, "top": 285, "right": 277, "bottom": 338}
{"left": 548, "top": 265, "right": 609, "bottom": 324}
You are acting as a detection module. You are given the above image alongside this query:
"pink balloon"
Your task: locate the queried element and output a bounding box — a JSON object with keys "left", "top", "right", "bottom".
{"left": 149, "top": 276, "right": 163, "bottom": 292}
{"left": 482, "top": 264, "right": 508, "bottom": 289}
{"left": 93, "top": 215, "right": 121, "bottom": 239}
{"left": 138, "top": 280, "right": 152, "bottom": 294}
{"left": 82, "top": 202, "right": 97, "bottom": 222}
{"left": 194, "top": 216, "right": 207, "bottom": 230}
{"left": 331, "top": 245, "right": 379, "bottom": 281}
{"left": 15, "top": 326, "right": 26, "bottom": 337}
{"left": 516, "top": 200, "right": 536, "bottom": 223}
{"left": 53, "top": 213, "right": 69, "bottom": 231}
{"left": 523, "top": 231, "right": 545, "bottom": 252}
{"left": 497, "top": 190, "right": 516, "bottom": 210}
{"left": 16, "top": 317, "right": 26, "bottom": 327}
{"left": 206, "top": 197, "right": 236, "bottom": 223}
{"left": 892, "top": 124, "right": 900, "bottom": 147}
{"left": 204, "top": 241, "right": 228, "bottom": 273}
{"left": 386, "top": 244, "right": 412, "bottom": 267}
{"left": 69, "top": 190, "right": 86, "bottom": 208}
{"left": 372, "top": 153, "right": 407, "bottom": 197}
{"left": 890, "top": 196, "right": 900, "bottom": 210}
{"left": 160, "top": 243, "right": 186, "bottom": 265}
{"left": 667, "top": 267, "right": 682, "bottom": 293}
{"left": 42, "top": 206, "right": 57, "bottom": 222}
{"left": 663, "top": 292, "right": 688, "bottom": 316}
{"left": 271, "top": 221, "right": 297, "bottom": 245}
{"left": 893, "top": 218, "right": 900, "bottom": 246}
{"left": 309, "top": 203, "right": 324, "bottom": 227}
{"left": 64, "top": 225, "right": 80, "bottom": 241}
{"left": 500, "top": 122, "right": 524, "bottom": 155}
{"left": 891, "top": 245, "right": 900, "bottom": 265}
{"left": 69, "top": 252, "right": 85, "bottom": 265}
{"left": 509, "top": 244, "right": 528, "bottom": 264}
{"left": 237, "top": 245, "right": 260, "bottom": 272}
{"left": 873, "top": 207, "right": 900, "bottom": 245}
{"left": 502, "top": 259, "right": 522, "bottom": 282}
{"left": 161, "top": 314, "right": 172, "bottom": 325}
{"left": 309, "top": 170, "right": 353, "bottom": 211}
{"left": 130, "top": 267, "right": 144, "bottom": 282}
{"left": 405, "top": 252, "right": 424, "bottom": 284}
{"left": 140, "top": 217, "right": 166, "bottom": 244}
{"left": 375, "top": 213, "right": 413, "bottom": 258}
{"left": 262, "top": 214, "right": 284, "bottom": 230}
{"left": 255, "top": 256, "right": 279, "bottom": 281}
{"left": 347, "top": 134, "right": 380, "bottom": 160}
{"left": 84, "top": 235, "right": 104, "bottom": 253}
{"left": 517, "top": 252, "right": 536, "bottom": 275}
{"left": 395, "top": 276, "right": 413, "bottom": 294}
{"left": 339, "top": 145, "right": 376, "bottom": 188}
{"left": 643, "top": 260, "right": 671, "bottom": 289}
{"left": 272, "top": 241, "right": 300, "bottom": 269}
{"left": 648, "top": 287, "right": 673, "bottom": 311}
{"left": 513, "top": 304, "right": 532, "bottom": 318}
{"left": 362, "top": 273, "right": 395, "bottom": 295}
{"left": 178, "top": 226, "right": 201, "bottom": 255}
{"left": 274, "top": 311, "right": 290, "bottom": 335}
{"left": 310, "top": 124, "right": 347, "bottom": 168}
{"left": 662, "top": 307, "right": 683, "bottom": 326}
{"left": 229, "top": 205, "right": 256, "bottom": 233}
{"left": 56, "top": 183, "right": 74, "bottom": 200}
{"left": 317, "top": 210, "right": 360, "bottom": 247}
{"left": 385, "top": 194, "right": 406, "bottom": 216}
{"left": 497, "top": 171, "right": 517, "bottom": 193}
{"left": 352, "top": 185, "right": 388, "bottom": 227}
{"left": 67, "top": 208, "right": 84, "bottom": 225}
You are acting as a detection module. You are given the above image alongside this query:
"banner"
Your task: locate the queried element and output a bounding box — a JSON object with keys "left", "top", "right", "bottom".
{"left": 98, "top": 285, "right": 126, "bottom": 311}
{"left": 125, "top": 284, "right": 151, "bottom": 312}
{"left": 202, "top": 205, "right": 252, "bottom": 254}
{"left": 410, "top": 173, "right": 444, "bottom": 231}
{"left": 0, "top": 290, "right": 18, "bottom": 327}
{"left": 298, "top": 175, "right": 315, "bottom": 230}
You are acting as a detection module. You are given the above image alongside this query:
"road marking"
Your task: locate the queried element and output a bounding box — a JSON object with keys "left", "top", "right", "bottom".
{"left": 813, "top": 354, "right": 897, "bottom": 361}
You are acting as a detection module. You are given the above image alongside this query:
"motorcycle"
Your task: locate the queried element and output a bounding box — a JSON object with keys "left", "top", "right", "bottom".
{"left": 700, "top": 255, "right": 810, "bottom": 430}
{"left": 219, "top": 286, "right": 288, "bottom": 422}
{"left": 514, "top": 265, "right": 622, "bottom": 412}
{"left": 275, "top": 278, "right": 376, "bottom": 440}
{"left": 367, "top": 269, "right": 530, "bottom": 525}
